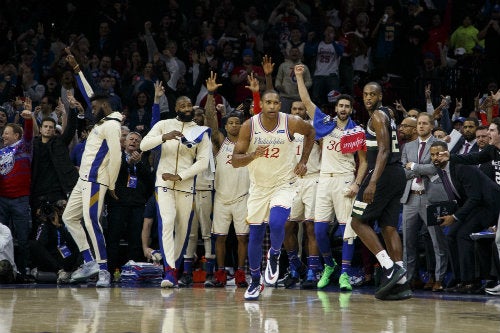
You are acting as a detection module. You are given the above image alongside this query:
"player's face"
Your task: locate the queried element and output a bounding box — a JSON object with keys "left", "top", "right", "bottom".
{"left": 290, "top": 102, "right": 307, "bottom": 119}
{"left": 225, "top": 117, "right": 242, "bottom": 136}
{"left": 193, "top": 110, "right": 205, "bottom": 126}
{"left": 475, "top": 129, "right": 489, "bottom": 149}
{"left": 430, "top": 145, "right": 446, "bottom": 168}
{"left": 433, "top": 130, "right": 447, "bottom": 141}
{"left": 362, "top": 84, "right": 381, "bottom": 112}
{"left": 488, "top": 123, "right": 500, "bottom": 146}
{"left": 335, "top": 98, "right": 352, "bottom": 121}
{"left": 417, "top": 115, "right": 433, "bottom": 138}
{"left": 260, "top": 93, "right": 281, "bottom": 118}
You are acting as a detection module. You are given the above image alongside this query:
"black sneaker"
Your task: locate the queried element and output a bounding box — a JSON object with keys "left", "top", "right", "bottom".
{"left": 178, "top": 273, "right": 193, "bottom": 288}
{"left": 374, "top": 265, "right": 406, "bottom": 299}
{"left": 280, "top": 270, "right": 300, "bottom": 289}
{"left": 376, "top": 282, "right": 412, "bottom": 300}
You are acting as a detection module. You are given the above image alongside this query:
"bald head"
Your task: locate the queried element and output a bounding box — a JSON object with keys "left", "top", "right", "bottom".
{"left": 399, "top": 117, "right": 417, "bottom": 141}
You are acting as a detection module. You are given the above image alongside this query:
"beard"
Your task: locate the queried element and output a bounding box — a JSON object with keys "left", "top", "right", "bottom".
{"left": 176, "top": 111, "right": 194, "bottom": 122}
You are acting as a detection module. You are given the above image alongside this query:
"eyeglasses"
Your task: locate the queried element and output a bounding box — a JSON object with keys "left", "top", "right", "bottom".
{"left": 399, "top": 124, "right": 416, "bottom": 128}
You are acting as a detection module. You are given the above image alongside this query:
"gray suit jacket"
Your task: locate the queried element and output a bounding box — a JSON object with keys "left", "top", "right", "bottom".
{"left": 400, "top": 136, "right": 439, "bottom": 204}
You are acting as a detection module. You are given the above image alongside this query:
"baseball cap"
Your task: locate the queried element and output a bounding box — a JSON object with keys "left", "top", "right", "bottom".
{"left": 453, "top": 117, "right": 466, "bottom": 124}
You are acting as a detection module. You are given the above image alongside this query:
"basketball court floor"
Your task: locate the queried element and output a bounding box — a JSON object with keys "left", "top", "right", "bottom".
{"left": 1, "top": 282, "right": 499, "bottom": 333}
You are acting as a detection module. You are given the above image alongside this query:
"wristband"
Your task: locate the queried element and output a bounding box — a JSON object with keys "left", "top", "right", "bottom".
{"left": 207, "top": 91, "right": 214, "bottom": 95}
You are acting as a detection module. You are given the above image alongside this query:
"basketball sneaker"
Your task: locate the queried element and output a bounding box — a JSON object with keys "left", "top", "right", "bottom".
{"left": 70, "top": 260, "right": 99, "bottom": 283}
{"left": 485, "top": 283, "right": 500, "bottom": 296}
{"left": 317, "top": 261, "right": 337, "bottom": 289}
{"left": 301, "top": 269, "right": 319, "bottom": 289}
{"left": 206, "top": 269, "right": 227, "bottom": 288}
{"left": 374, "top": 265, "right": 407, "bottom": 299}
{"left": 264, "top": 250, "right": 280, "bottom": 285}
{"left": 178, "top": 273, "right": 193, "bottom": 288}
{"left": 376, "top": 281, "right": 413, "bottom": 300}
{"left": 279, "top": 269, "right": 300, "bottom": 289}
{"left": 161, "top": 268, "right": 178, "bottom": 288}
{"left": 234, "top": 269, "right": 248, "bottom": 288}
{"left": 96, "top": 270, "right": 111, "bottom": 288}
{"left": 244, "top": 277, "right": 264, "bottom": 301}
{"left": 339, "top": 272, "right": 353, "bottom": 291}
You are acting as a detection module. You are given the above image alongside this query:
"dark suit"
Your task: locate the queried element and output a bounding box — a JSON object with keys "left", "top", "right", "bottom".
{"left": 401, "top": 136, "right": 448, "bottom": 282}
{"left": 450, "top": 136, "right": 478, "bottom": 155}
{"left": 437, "top": 162, "right": 500, "bottom": 282}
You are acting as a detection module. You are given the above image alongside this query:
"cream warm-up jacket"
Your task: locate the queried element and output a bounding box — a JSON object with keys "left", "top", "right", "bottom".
{"left": 140, "top": 118, "right": 210, "bottom": 193}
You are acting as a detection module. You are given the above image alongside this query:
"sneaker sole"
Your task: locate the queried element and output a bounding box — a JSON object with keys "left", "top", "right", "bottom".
{"left": 161, "top": 280, "right": 177, "bottom": 288}
{"left": 244, "top": 284, "right": 264, "bottom": 301}
{"left": 376, "top": 289, "right": 413, "bottom": 301}
{"left": 374, "top": 267, "right": 407, "bottom": 298}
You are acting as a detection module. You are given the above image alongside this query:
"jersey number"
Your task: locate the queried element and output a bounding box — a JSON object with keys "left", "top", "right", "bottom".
{"left": 326, "top": 140, "right": 342, "bottom": 152}
{"left": 263, "top": 147, "right": 280, "bottom": 158}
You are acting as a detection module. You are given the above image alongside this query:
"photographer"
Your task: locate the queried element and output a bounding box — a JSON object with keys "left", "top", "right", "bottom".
{"left": 29, "top": 200, "right": 79, "bottom": 283}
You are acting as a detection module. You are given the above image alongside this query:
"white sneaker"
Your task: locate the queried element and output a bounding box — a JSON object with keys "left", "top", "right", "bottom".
{"left": 264, "top": 250, "right": 280, "bottom": 285}
{"left": 244, "top": 277, "right": 264, "bottom": 301}
{"left": 70, "top": 261, "right": 99, "bottom": 283}
{"left": 486, "top": 283, "right": 500, "bottom": 296}
{"left": 96, "top": 270, "right": 111, "bottom": 288}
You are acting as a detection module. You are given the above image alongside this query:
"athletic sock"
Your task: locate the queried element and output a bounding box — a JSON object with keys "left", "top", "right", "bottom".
{"left": 287, "top": 250, "right": 302, "bottom": 272}
{"left": 268, "top": 207, "right": 290, "bottom": 256}
{"left": 183, "top": 258, "right": 193, "bottom": 274}
{"left": 314, "top": 222, "right": 332, "bottom": 256}
{"left": 341, "top": 240, "right": 355, "bottom": 274}
{"left": 248, "top": 224, "right": 266, "bottom": 279}
{"left": 375, "top": 250, "right": 394, "bottom": 270}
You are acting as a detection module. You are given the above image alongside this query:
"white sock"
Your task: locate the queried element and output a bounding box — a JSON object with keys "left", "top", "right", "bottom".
{"left": 395, "top": 261, "right": 407, "bottom": 284}
{"left": 375, "top": 250, "right": 393, "bottom": 270}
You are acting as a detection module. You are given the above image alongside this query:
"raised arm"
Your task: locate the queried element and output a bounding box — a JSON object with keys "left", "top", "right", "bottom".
{"left": 262, "top": 55, "right": 275, "bottom": 91}
{"left": 205, "top": 71, "right": 224, "bottom": 152}
{"left": 295, "top": 64, "right": 316, "bottom": 119}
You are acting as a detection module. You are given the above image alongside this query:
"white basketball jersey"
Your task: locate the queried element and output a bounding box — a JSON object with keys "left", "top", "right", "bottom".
{"left": 320, "top": 127, "right": 356, "bottom": 174}
{"left": 293, "top": 128, "right": 321, "bottom": 176}
{"left": 247, "top": 113, "right": 296, "bottom": 187}
{"left": 215, "top": 138, "right": 250, "bottom": 203}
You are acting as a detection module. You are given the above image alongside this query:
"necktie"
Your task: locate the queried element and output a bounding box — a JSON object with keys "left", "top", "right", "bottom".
{"left": 416, "top": 141, "right": 426, "bottom": 183}
{"left": 441, "top": 170, "right": 456, "bottom": 201}
{"left": 463, "top": 142, "right": 470, "bottom": 154}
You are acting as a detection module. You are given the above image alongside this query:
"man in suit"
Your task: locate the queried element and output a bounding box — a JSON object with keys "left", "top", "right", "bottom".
{"left": 401, "top": 113, "right": 448, "bottom": 291}
{"left": 450, "top": 117, "right": 479, "bottom": 155}
{"left": 430, "top": 140, "right": 500, "bottom": 293}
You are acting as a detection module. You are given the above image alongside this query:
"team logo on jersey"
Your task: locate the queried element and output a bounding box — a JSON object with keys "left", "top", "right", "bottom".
{"left": 0, "top": 147, "right": 15, "bottom": 176}
{"left": 277, "top": 130, "right": 285, "bottom": 133}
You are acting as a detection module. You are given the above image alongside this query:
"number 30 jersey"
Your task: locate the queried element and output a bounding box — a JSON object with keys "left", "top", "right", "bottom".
{"left": 320, "top": 126, "right": 356, "bottom": 175}
{"left": 247, "top": 112, "right": 296, "bottom": 187}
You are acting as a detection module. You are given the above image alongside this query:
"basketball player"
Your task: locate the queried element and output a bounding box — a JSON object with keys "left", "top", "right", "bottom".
{"left": 281, "top": 100, "right": 321, "bottom": 289}
{"left": 350, "top": 82, "right": 410, "bottom": 300}
{"left": 140, "top": 86, "right": 211, "bottom": 288}
{"left": 203, "top": 72, "right": 250, "bottom": 288}
{"left": 63, "top": 93, "right": 122, "bottom": 287}
{"left": 232, "top": 89, "right": 315, "bottom": 300}
{"left": 296, "top": 64, "right": 368, "bottom": 291}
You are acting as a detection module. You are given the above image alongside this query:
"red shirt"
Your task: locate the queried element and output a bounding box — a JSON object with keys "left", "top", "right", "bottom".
{"left": 0, "top": 119, "right": 33, "bottom": 198}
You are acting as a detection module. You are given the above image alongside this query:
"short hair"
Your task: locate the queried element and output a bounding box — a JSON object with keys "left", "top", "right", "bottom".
{"left": 432, "top": 127, "right": 446, "bottom": 134}
{"left": 335, "top": 94, "right": 354, "bottom": 107}
{"left": 41, "top": 117, "right": 56, "bottom": 127}
{"left": 261, "top": 89, "right": 280, "bottom": 100}
{"left": 226, "top": 111, "right": 244, "bottom": 123}
{"left": 175, "top": 96, "right": 192, "bottom": 105}
{"left": 5, "top": 123, "right": 23, "bottom": 138}
{"left": 417, "top": 112, "right": 433, "bottom": 122}
{"left": 490, "top": 117, "right": 500, "bottom": 131}
{"left": 364, "top": 81, "right": 382, "bottom": 93}
{"left": 464, "top": 117, "right": 479, "bottom": 126}
{"left": 476, "top": 125, "right": 488, "bottom": 131}
{"left": 430, "top": 140, "right": 448, "bottom": 150}
{"left": 126, "top": 131, "right": 142, "bottom": 140}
